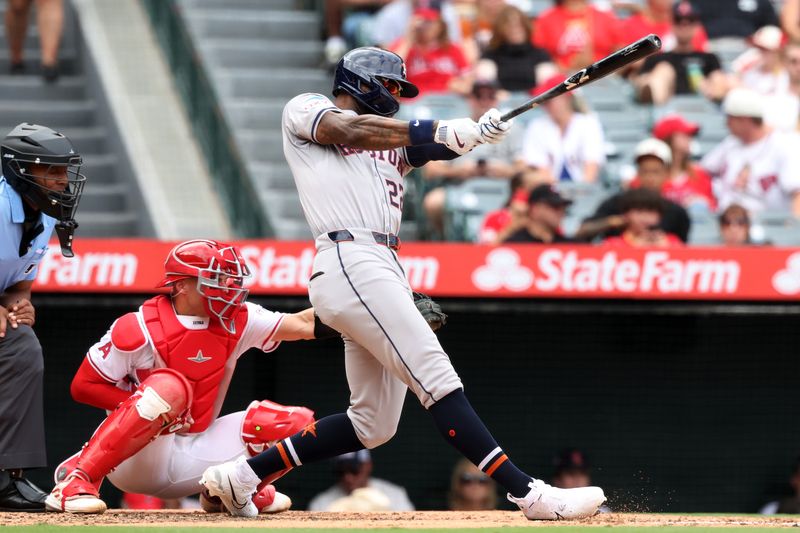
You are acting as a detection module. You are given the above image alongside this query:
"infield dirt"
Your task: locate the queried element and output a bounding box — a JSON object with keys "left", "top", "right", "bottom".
{"left": 2, "top": 511, "right": 800, "bottom": 528}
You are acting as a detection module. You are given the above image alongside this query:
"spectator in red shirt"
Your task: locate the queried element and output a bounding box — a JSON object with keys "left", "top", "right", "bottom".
{"left": 602, "top": 189, "right": 684, "bottom": 247}
{"left": 647, "top": 114, "right": 716, "bottom": 213}
{"left": 618, "top": 0, "right": 709, "bottom": 52}
{"left": 389, "top": 7, "right": 472, "bottom": 97}
{"left": 532, "top": 0, "right": 622, "bottom": 70}
{"left": 477, "top": 171, "right": 536, "bottom": 244}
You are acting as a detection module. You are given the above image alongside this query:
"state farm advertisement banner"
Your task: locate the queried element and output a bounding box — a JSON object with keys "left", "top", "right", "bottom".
{"left": 33, "top": 239, "right": 800, "bottom": 300}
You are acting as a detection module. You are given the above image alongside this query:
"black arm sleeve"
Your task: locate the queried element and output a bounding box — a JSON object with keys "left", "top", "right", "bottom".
{"left": 406, "top": 144, "right": 460, "bottom": 168}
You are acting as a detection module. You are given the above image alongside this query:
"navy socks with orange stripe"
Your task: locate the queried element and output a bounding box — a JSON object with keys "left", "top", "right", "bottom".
{"left": 429, "top": 388, "right": 531, "bottom": 498}
{"left": 246, "top": 413, "right": 363, "bottom": 479}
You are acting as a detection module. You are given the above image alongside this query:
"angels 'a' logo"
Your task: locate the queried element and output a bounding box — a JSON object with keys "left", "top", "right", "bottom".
{"left": 564, "top": 69, "right": 589, "bottom": 90}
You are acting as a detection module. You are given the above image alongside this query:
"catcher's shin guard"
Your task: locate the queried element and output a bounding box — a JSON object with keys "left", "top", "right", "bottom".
{"left": 70, "top": 369, "right": 193, "bottom": 482}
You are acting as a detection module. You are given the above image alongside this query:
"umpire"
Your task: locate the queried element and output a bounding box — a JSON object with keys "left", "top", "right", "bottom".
{"left": 0, "top": 123, "right": 85, "bottom": 511}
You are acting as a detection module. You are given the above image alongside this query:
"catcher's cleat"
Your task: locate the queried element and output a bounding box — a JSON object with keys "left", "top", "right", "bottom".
{"left": 507, "top": 479, "right": 605, "bottom": 520}
{"left": 254, "top": 484, "right": 291, "bottom": 513}
{"left": 199, "top": 457, "right": 259, "bottom": 517}
{"left": 45, "top": 475, "right": 107, "bottom": 514}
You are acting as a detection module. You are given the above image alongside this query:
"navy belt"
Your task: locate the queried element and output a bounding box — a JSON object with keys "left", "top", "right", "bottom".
{"left": 327, "top": 230, "right": 401, "bottom": 251}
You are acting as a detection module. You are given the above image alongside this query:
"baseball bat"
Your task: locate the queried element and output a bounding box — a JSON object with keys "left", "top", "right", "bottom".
{"left": 499, "top": 34, "right": 662, "bottom": 122}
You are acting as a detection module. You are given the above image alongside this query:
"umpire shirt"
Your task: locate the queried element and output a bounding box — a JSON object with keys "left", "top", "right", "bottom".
{"left": 0, "top": 176, "right": 56, "bottom": 292}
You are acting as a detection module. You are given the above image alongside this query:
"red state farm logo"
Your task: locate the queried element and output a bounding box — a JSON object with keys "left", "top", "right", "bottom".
{"left": 771, "top": 252, "right": 800, "bottom": 295}
{"left": 472, "top": 249, "right": 534, "bottom": 292}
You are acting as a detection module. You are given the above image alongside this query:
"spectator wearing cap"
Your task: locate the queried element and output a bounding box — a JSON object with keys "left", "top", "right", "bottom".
{"left": 618, "top": 0, "right": 709, "bottom": 54}
{"left": 634, "top": 2, "right": 728, "bottom": 104}
{"left": 371, "top": 0, "right": 463, "bottom": 50}
{"left": 691, "top": 0, "right": 778, "bottom": 39}
{"left": 480, "top": 5, "right": 556, "bottom": 93}
{"left": 647, "top": 114, "right": 716, "bottom": 213}
{"left": 447, "top": 458, "right": 497, "bottom": 511}
{"left": 520, "top": 74, "right": 606, "bottom": 184}
{"left": 307, "top": 450, "right": 415, "bottom": 512}
{"left": 531, "top": 0, "right": 623, "bottom": 70}
{"left": 422, "top": 79, "right": 524, "bottom": 237}
{"left": 732, "top": 26, "right": 789, "bottom": 97}
{"left": 718, "top": 204, "right": 753, "bottom": 246}
{"left": 577, "top": 138, "right": 691, "bottom": 242}
{"left": 477, "top": 169, "right": 538, "bottom": 245}
{"left": 550, "top": 449, "right": 611, "bottom": 512}
{"left": 389, "top": 6, "right": 473, "bottom": 97}
{"left": 701, "top": 88, "right": 800, "bottom": 217}
{"left": 760, "top": 456, "right": 800, "bottom": 515}
{"left": 603, "top": 188, "right": 684, "bottom": 247}
{"left": 501, "top": 183, "right": 574, "bottom": 243}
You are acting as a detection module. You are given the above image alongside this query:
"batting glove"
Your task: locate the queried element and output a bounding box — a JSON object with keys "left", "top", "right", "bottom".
{"left": 434, "top": 118, "right": 484, "bottom": 155}
{"left": 478, "top": 108, "right": 513, "bottom": 145}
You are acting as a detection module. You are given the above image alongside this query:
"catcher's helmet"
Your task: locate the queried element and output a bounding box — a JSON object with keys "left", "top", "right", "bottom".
{"left": 333, "top": 47, "right": 419, "bottom": 117}
{"left": 158, "top": 239, "right": 251, "bottom": 334}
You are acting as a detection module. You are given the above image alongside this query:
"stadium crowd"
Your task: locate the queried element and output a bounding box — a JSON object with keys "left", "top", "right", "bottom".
{"left": 323, "top": 0, "right": 800, "bottom": 246}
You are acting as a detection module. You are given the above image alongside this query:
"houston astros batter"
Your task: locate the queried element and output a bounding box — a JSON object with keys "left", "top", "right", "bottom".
{"left": 201, "top": 47, "right": 606, "bottom": 520}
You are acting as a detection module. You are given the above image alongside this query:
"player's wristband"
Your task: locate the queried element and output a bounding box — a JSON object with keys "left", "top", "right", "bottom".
{"left": 408, "top": 119, "right": 435, "bottom": 145}
{"left": 314, "top": 314, "right": 340, "bottom": 340}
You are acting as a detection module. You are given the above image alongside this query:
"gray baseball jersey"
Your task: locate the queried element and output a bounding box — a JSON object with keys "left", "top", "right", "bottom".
{"left": 281, "top": 92, "right": 463, "bottom": 448}
{"left": 282, "top": 93, "right": 412, "bottom": 238}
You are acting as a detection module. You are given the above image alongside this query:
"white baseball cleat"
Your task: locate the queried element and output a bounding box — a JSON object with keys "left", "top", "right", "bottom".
{"left": 45, "top": 475, "right": 107, "bottom": 514}
{"left": 508, "top": 479, "right": 606, "bottom": 520}
{"left": 199, "top": 457, "right": 260, "bottom": 518}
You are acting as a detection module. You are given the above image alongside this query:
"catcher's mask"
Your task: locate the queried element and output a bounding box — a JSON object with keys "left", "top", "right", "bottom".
{"left": 158, "top": 239, "right": 251, "bottom": 334}
{"left": 333, "top": 47, "right": 419, "bottom": 117}
{"left": 1, "top": 123, "right": 85, "bottom": 257}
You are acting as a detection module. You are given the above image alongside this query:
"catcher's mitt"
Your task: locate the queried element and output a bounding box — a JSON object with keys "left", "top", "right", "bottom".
{"left": 413, "top": 291, "right": 447, "bottom": 331}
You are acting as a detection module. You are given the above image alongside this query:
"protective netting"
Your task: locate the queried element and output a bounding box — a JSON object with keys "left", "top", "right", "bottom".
{"left": 30, "top": 296, "right": 800, "bottom": 512}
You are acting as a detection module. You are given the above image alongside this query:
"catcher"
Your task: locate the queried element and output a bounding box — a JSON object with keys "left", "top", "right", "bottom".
{"left": 46, "top": 239, "right": 446, "bottom": 514}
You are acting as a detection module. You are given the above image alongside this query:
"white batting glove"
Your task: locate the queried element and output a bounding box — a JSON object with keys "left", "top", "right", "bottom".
{"left": 434, "top": 118, "right": 484, "bottom": 155}
{"left": 478, "top": 108, "right": 513, "bottom": 145}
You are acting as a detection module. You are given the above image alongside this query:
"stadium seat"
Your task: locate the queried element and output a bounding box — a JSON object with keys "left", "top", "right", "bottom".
{"left": 444, "top": 179, "right": 510, "bottom": 241}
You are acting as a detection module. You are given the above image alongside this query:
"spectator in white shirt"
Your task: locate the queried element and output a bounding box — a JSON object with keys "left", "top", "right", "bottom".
{"left": 307, "top": 450, "right": 415, "bottom": 512}
{"left": 520, "top": 74, "right": 606, "bottom": 184}
{"left": 701, "top": 88, "right": 800, "bottom": 217}
{"left": 732, "top": 25, "right": 789, "bottom": 96}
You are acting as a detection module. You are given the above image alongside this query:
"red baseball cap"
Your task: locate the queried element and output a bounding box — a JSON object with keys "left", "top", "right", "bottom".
{"left": 531, "top": 73, "right": 565, "bottom": 97}
{"left": 652, "top": 114, "right": 700, "bottom": 140}
{"left": 413, "top": 7, "right": 441, "bottom": 20}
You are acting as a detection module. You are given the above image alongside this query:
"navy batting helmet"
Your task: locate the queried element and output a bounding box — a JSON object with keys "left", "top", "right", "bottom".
{"left": 333, "top": 47, "right": 419, "bottom": 117}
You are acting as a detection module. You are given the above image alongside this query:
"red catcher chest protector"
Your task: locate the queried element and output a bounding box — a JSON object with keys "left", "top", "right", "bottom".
{"left": 140, "top": 295, "right": 248, "bottom": 433}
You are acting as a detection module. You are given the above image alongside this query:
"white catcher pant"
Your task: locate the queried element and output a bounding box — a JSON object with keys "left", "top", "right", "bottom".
{"left": 310, "top": 234, "right": 463, "bottom": 449}
{"left": 107, "top": 411, "right": 248, "bottom": 499}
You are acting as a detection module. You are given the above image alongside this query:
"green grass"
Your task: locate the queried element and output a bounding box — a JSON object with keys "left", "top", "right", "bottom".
{"left": 2, "top": 524, "right": 792, "bottom": 533}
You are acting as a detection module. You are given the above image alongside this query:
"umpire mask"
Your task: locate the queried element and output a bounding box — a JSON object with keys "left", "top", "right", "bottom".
{"left": 1, "top": 123, "right": 86, "bottom": 257}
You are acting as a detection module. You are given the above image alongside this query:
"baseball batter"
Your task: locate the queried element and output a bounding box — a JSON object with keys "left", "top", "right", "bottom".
{"left": 45, "top": 240, "right": 327, "bottom": 514}
{"left": 201, "top": 47, "right": 606, "bottom": 520}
